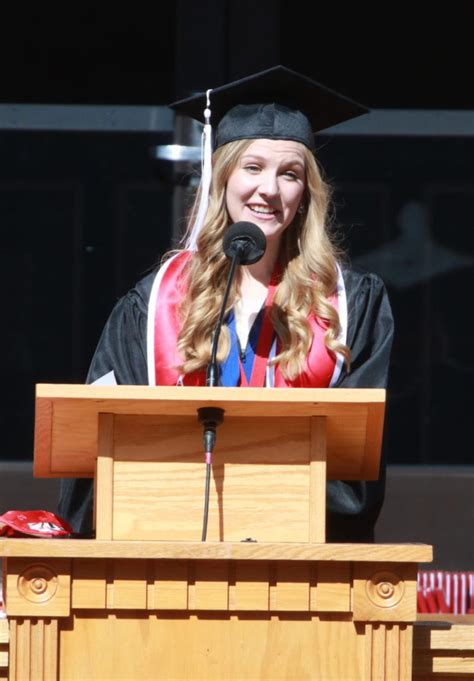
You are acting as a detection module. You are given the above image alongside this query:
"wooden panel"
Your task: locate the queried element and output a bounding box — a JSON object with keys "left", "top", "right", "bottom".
{"left": 385, "top": 625, "right": 400, "bottom": 681}
{"left": 399, "top": 624, "right": 413, "bottom": 681}
{"left": 0, "top": 538, "right": 433, "bottom": 563}
{"left": 414, "top": 623, "right": 474, "bottom": 650}
{"left": 106, "top": 560, "right": 147, "bottom": 610}
{"left": 415, "top": 653, "right": 474, "bottom": 675}
{"left": 59, "top": 611, "right": 371, "bottom": 680}
{"left": 271, "top": 562, "right": 311, "bottom": 611}
{"left": 366, "top": 623, "right": 413, "bottom": 681}
{"left": 112, "top": 414, "right": 313, "bottom": 542}
{"left": 148, "top": 560, "right": 189, "bottom": 609}
{"left": 48, "top": 557, "right": 427, "bottom": 615}
{"left": 95, "top": 413, "right": 114, "bottom": 540}
{"left": 309, "top": 416, "right": 326, "bottom": 542}
{"left": 232, "top": 562, "right": 269, "bottom": 611}
{"left": 6, "top": 558, "right": 71, "bottom": 617}
{"left": 370, "top": 623, "right": 386, "bottom": 680}
{"left": 326, "top": 405, "right": 374, "bottom": 479}
{"left": 37, "top": 383, "right": 385, "bottom": 409}
{"left": 364, "top": 403, "right": 386, "bottom": 479}
{"left": 353, "top": 562, "right": 418, "bottom": 622}
{"left": 43, "top": 620, "right": 59, "bottom": 681}
{"left": 68, "top": 559, "right": 357, "bottom": 614}
{"left": 417, "top": 613, "right": 474, "bottom": 623}
{"left": 30, "top": 619, "right": 46, "bottom": 680}
{"left": 9, "top": 618, "right": 58, "bottom": 681}
{"left": 0, "top": 618, "right": 7, "bottom": 678}
{"left": 315, "top": 562, "right": 351, "bottom": 612}
{"left": 32, "top": 399, "right": 53, "bottom": 477}
{"left": 361, "top": 622, "right": 373, "bottom": 679}
{"left": 113, "top": 415, "right": 311, "bottom": 464}
{"left": 50, "top": 401, "right": 97, "bottom": 476}
{"left": 72, "top": 559, "right": 107, "bottom": 609}
{"left": 194, "top": 562, "right": 229, "bottom": 610}
{"left": 413, "top": 623, "right": 474, "bottom": 679}
{"left": 34, "top": 384, "right": 385, "bottom": 480}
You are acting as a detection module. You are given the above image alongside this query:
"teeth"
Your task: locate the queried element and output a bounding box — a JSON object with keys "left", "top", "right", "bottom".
{"left": 249, "top": 205, "right": 274, "bottom": 214}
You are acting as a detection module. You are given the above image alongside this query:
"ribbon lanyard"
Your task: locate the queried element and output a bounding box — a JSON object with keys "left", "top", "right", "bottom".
{"left": 239, "top": 272, "right": 279, "bottom": 388}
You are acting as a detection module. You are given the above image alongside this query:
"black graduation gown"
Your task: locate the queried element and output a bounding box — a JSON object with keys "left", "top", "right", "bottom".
{"left": 58, "top": 267, "right": 394, "bottom": 541}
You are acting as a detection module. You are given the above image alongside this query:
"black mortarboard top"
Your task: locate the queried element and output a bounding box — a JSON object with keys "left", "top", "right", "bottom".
{"left": 170, "top": 65, "right": 369, "bottom": 151}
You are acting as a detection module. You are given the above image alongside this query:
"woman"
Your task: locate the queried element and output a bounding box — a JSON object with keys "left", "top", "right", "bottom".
{"left": 59, "top": 66, "right": 393, "bottom": 540}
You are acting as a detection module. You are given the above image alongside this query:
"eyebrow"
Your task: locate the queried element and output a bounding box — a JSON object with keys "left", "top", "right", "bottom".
{"left": 240, "top": 153, "right": 305, "bottom": 167}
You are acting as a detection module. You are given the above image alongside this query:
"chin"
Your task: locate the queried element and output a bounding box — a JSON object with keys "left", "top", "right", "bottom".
{"left": 258, "top": 223, "right": 288, "bottom": 239}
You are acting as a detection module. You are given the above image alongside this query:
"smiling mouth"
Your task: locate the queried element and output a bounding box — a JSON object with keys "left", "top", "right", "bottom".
{"left": 247, "top": 204, "right": 277, "bottom": 216}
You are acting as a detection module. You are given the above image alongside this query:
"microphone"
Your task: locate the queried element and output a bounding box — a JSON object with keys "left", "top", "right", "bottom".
{"left": 222, "top": 221, "right": 267, "bottom": 265}
{"left": 207, "top": 222, "right": 266, "bottom": 386}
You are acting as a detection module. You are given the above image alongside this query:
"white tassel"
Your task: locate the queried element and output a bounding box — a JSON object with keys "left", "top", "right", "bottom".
{"left": 185, "top": 89, "right": 213, "bottom": 251}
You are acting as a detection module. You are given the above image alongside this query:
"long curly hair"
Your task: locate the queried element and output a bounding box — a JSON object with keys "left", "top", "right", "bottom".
{"left": 175, "top": 139, "right": 351, "bottom": 380}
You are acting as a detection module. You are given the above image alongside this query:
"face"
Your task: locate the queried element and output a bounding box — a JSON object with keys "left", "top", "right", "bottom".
{"left": 225, "top": 139, "right": 306, "bottom": 247}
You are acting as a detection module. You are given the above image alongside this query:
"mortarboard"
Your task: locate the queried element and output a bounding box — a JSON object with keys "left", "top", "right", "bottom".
{"left": 170, "top": 66, "right": 369, "bottom": 249}
{"left": 170, "top": 65, "right": 369, "bottom": 151}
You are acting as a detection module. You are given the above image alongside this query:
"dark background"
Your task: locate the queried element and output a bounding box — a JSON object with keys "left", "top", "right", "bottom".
{"left": 0, "top": 2, "right": 473, "bottom": 467}
{"left": 1, "top": 4, "right": 473, "bottom": 109}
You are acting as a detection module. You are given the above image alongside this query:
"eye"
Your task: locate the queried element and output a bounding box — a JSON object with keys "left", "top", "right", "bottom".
{"left": 244, "top": 164, "right": 261, "bottom": 173}
{"left": 283, "top": 170, "right": 298, "bottom": 181}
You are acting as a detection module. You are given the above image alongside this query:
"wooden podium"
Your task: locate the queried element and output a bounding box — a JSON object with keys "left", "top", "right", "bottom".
{"left": 0, "top": 385, "right": 432, "bottom": 680}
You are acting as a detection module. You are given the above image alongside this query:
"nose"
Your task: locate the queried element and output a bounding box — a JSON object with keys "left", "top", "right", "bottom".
{"left": 258, "top": 170, "right": 279, "bottom": 199}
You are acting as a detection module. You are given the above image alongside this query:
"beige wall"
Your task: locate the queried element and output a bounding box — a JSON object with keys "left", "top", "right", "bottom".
{"left": 375, "top": 465, "right": 474, "bottom": 570}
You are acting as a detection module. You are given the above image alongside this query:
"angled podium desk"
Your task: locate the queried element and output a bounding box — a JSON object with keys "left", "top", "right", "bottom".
{"left": 1, "top": 385, "right": 432, "bottom": 680}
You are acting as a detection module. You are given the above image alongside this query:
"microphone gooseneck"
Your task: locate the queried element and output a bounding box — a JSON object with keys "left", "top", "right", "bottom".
{"left": 199, "top": 222, "right": 266, "bottom": 542}
{"left": 206, "top": 222, "right": 266, "bottom": 387}
{"left": 198, "top": 407, "right": 224, "bottom": 542}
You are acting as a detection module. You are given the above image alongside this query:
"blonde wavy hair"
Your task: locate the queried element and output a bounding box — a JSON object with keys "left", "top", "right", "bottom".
{"left": 175, "top": 139, "right": 351, "bottom": 380}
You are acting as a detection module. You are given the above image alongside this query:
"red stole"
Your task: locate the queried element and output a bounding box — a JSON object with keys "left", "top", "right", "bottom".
{"left": 149, "top": 251, "right": 337, "bottom": 387}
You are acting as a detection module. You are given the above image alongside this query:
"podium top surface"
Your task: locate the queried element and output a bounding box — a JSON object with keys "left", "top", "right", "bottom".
{"left": 0, "top": 538, "right": 431, "bottom": 563}
{"left": 36, "top": 384, "right": 384, "bottom": 412}
{"left": 34, "top": 384, "right": 385, "bottom": 479}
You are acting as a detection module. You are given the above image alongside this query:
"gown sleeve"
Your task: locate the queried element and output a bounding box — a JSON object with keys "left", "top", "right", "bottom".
{"left": 326, "top": 268, "right": 394, "bottom": 542}
{"left": 57, "top": 275, "right": 153, "bottom": 534}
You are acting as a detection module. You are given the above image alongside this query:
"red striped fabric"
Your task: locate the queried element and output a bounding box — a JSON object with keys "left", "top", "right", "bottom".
{"left": 417, "top": 570, "right": 474, "bottom": 614}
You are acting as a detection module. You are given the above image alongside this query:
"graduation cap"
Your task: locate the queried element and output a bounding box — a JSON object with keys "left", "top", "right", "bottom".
{"left": 170, "top": 66, "right": 368, "bottom": 250}
{"left": 170, "top": 65, "right": 369, "bottom": 151}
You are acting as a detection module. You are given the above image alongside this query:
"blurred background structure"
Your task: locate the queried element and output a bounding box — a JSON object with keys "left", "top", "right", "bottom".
{"left": 0, "top": 3, "right": 472, "bottom": 570}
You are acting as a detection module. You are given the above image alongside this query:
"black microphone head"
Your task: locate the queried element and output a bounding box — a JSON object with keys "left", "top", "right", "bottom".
{"left": 223, "top": 221, "right": 266, "bottom": 265}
